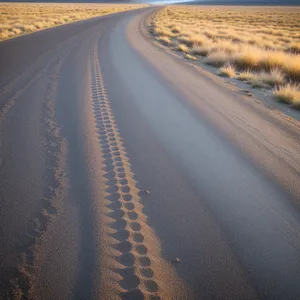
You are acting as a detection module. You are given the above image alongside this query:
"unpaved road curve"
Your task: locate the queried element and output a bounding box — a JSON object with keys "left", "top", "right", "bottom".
{"left": 1, "top": 7, "right": 300, "bottom": 300}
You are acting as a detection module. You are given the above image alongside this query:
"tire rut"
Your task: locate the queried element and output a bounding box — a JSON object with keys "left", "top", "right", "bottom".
{"left": 90, "top": 36, "right": 186, "bottom": 300}
{"left": 0, "top": 45, "right": 70, "bottom": 300}
{"left": 0, "top": 31, "right": 86, "bottom": 123}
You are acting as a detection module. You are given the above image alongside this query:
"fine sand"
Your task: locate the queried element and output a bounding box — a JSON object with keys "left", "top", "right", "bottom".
{"left": 1, "top": 6, "right": 300, "bottom": 300}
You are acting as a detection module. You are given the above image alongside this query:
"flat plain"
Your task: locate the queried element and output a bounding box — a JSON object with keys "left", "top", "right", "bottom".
{"left": 151, "top": 6, "right": 300, "bottom": 106}
{"left": 0, "top": 3, "right": 146, "bottom": 41}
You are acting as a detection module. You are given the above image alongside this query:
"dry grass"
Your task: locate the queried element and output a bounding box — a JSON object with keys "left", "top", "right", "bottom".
{"left": 205, "top": 51, "right": 229, "bottom": 67}
{"left": 157, "top": 36, "right": 173, "bottom": 46}
{"left": 177, "top": 43, "right": 189, "bottom": 53}
{"left": 237, "top": 70, "right": 257, "bottom": 82}
{"left": 237, "top": 68, "right": 286, "bottom": 88}
{"left": 185, "top": 54, "right": 197, "bottom": 61}
{"left": 0, "top": 3, "right": 146, "bottom": 41}
{"left": 273, "top": 84, "right": 300, "bottom": 107}
{"left": 190, "top": 45, "right": 210, "bottom": 56}
{"left": 220, "top": 64, "right": 236, "bottom": 77}
{"left": 288, "top": 42, "right": 300, "bottom": 54}
{"left": 150, "top": 5, "right": 300, "bottom": 107}
{"left": 259, "top": 69, "right": 286, "bottom": 86}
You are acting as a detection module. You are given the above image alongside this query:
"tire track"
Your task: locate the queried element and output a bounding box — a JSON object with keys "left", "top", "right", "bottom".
{"left": 0, "top": 48, "right": 69, "bottom": 300}
{"left": 0, "top": 64, "right": 49, "bottom": 123}
{"left": 90, "top": 37, "right": 187, "bottom": 300}
{"left": 0, "top": 32, "right": 84, "bottom": 123}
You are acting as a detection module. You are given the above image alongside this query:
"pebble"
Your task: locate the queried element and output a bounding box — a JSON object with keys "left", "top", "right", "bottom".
{"left": 242, "top": 90, "right": 253, "bottom": 97}
{"left": 140, "top": 189, "right": 151, "bottom": 196}
{"left": 172, "top": 258, "right": 180, "bottom": 264}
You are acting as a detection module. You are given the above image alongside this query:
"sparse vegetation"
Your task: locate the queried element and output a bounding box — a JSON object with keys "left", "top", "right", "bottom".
{"left": 237, "top": 68, "right": 286, "bottom": 87}
{"left": 259, "top": 69, "right": 286, "bottom": 86}
{"left": 273, "top": 84, "right": 300, "bottom": 107}
{"left": 150, "top": 6, "right": 300, "bottom": 108}
{"left": 177, "top": 43, "right": 189, "bottom": 53}
{"left": 157, "top": 36, "right": 172, "bottom": 46}
{"left": 185, "top": 54, "right": 197, "bottom": 61}
{"left": 219, "top": 64, "right": 236, "bottom": 78}
{"left": 0, "top": 3, "right": 146, "bottom": 41}
{"left": 236, "top": 70, "right": 256, "bottom": 82}
{"left": 205, "top": 51, "right": 228, "bottom": 67}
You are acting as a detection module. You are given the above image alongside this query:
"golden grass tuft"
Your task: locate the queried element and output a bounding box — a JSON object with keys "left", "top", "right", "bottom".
{"left": 190, "top": 45, "right": 211, "bottom": 56}
{"left": 177, "top": 43, "right": 189, "bottom": 53}
{"left": 233, "top": 48, "right": 262, "bottom": 69}
{"left": 205, "top": 51, "right": 229, "bottom": 67}
{"left": 185, "top": 54, "right": 198, "bottom": 61}
{"left": 273, "top": 83, "right": 300, "bottom": 107}
{"left": 284, "top": 59, "right": 300, "bottom": 82}
{"left": 259, "top": 68, "right": 286, "bottom": 86}
{"left": 219, "top": 64, "right": 236, "bottom": 77}
{"left": 157, "top": 36, "right": 172, "bottom": 46}
{"left": 288, "top": 42, "right": 300, "bottom": 54}
{"left": 237, "top": 68, "right": 285, "bottom": 87}
{"left": 237, "top": 70, "right": 258, "bottom": 82}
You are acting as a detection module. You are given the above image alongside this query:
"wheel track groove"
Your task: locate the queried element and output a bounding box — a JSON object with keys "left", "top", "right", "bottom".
{"left": 0, "top": 30, "right": 87, "bottom": 123}
{"left": 0, "top": 43, "right": 71, "bottom": 300}
{"left": 90, "top": 35, "right": 187, "bottom": 300}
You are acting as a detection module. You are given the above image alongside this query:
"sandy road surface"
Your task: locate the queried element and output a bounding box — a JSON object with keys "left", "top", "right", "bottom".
{"left": 1, "top": 6, "right": 300, "bottom": 300}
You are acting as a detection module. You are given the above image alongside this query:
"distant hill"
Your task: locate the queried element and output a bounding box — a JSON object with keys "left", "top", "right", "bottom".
{"left": 182, "top": 0, "right": 300, "bottom": 5}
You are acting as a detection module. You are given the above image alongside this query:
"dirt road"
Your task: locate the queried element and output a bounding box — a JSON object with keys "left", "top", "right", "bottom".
{"left": 1, "top": 7, "right": 300, "bottom": 300}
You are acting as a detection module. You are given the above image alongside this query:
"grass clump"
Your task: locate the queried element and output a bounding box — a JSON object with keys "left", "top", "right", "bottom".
{"left": 233, "top": 48, "right": 261, "bottom": 70}
{"left": 157, "top": 36, "right": 172, "bottom": 46}
{"left": 185, "top": 54, "right": 197, "bottom": 61}
{"left": 273, "top": 83, "right": 300, "bottom": 107}
{"left": 284, "top": 59, "right": 300, "bottom": 82}
{"left": 288, "top": 42, "right": 300, "bottom": 54}
{"left": 237, "top": 69, "right": 285, "bottom": 87}
{"left": 259, "top": 68, "right": 285, "bottom": 86}
{"left": 237, "top": 70, "right": 257, "bottom": 82}
{"left": 250, "top": 78, "right": 269, "bottom": 88}
{"left": 190, "top": 45, "right": 211, "bottom": 56}
{"left": 205, "top": 51, "right": 230, "bottom": 67}
{"left": 177, "top": 43, "right": 189, "bottom": 53}
{"left": 219, "top": 64, "right": 236, "bottom": 77}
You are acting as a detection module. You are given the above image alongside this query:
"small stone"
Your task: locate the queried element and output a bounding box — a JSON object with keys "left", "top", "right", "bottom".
{"left": 242, "top": 90, "right": 253, "bottom": 97}
{"left": 172, "top": 258, "right": 180, "bottom": 264}
{"left": 139, "top": 189, "right": 151, "bottom": 196}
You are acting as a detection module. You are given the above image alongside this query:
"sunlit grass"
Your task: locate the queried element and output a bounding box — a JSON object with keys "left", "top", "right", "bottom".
{"left": 0, "top": 3, "right": 146, "bottom": 41}
{"left": 177, "top": 43, "right": 189, "bottom": 53}
{"left": 219, "top": 64, "right": 236, "bottom": 78}
{"left": 205, "top": 51, "right": 229, "bottom": 67}
{"left": 150, "top": 5, "right": 300, "bottom": 106}
{"left": 274, "top": 84, "right": 300, "bottom": 107}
